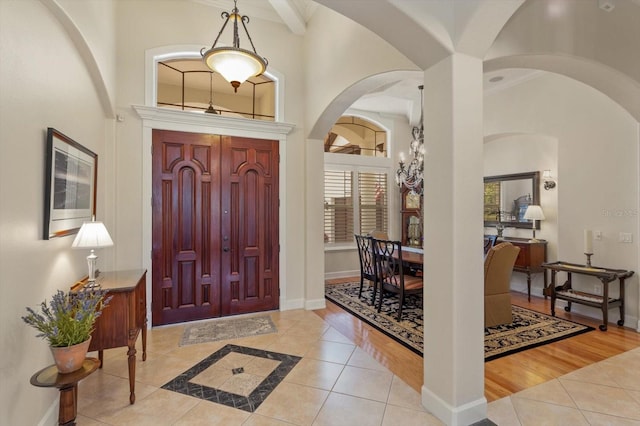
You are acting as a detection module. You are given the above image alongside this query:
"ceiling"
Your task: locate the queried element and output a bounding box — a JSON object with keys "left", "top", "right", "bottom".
{"left": 192, "top": 0, "right": 543, "bottom": 120}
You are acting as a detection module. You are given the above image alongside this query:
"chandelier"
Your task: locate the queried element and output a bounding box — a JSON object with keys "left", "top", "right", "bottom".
{"left": 201, "top": 0, "right": 268, "bottom": 92}
{"left": 395, "top": 85, "right": 425, "bottom": 195}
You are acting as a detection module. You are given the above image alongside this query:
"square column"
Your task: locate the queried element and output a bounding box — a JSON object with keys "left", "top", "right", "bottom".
{"left": 421, "top": 53, "right": 486, "bottom": 425}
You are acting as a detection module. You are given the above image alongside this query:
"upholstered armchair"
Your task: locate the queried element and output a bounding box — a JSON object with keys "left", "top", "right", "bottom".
{"left": 484, "top": 242, "right": 520, "bottom": 327}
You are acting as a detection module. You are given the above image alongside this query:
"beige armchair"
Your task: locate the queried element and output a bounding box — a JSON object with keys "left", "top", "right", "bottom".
{"left": 484, "top": 242, "right": 520, "bottom": 327}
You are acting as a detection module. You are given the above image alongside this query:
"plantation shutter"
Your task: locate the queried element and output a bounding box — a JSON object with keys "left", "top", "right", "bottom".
{"left": 358, "top": 172, "right": 388, "bottom": 235}
{"left": 324, "top": 170, "right": 353, "bottom": 243}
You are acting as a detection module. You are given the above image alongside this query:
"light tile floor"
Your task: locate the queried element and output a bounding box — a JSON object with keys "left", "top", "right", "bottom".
{"left": 77, "top": 309, "right": 439, "bottom": 425}
{"left": 76, "top": 309, "right": 640, "bottom": 425}
{"left": 488, "top": 347, "right": 640, "bottom": 426}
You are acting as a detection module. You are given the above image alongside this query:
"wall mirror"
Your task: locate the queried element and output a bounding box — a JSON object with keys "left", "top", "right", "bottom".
{"left": 484, "top": 171, "right": 540, "bottom": 229}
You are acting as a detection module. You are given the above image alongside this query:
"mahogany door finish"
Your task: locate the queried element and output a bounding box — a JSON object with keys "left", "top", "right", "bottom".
{"left": 152, "top": 130, "right": 279, "bottom": 326}
{"left": 221, "top": 136, "right": 279, "bottom": 315}
{"left": 152, "top": 130, "right": 222, "bottom": 325}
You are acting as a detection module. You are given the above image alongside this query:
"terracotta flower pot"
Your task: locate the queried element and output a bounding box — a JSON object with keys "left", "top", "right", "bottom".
{"left": 49, "top": 337, "right": 92, "bottom": 374}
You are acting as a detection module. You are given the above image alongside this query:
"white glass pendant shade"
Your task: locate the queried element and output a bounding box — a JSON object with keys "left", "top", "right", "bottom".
{"left": 203, "top": 47, "right": 266, "bottom": 91}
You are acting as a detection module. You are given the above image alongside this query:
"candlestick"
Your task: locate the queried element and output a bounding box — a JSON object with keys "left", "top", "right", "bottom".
{"left": 584, "top": 229, "right": 593, "bottom": 254}
{"left": 584, "top": 252, "right": 593, "bottom": 267}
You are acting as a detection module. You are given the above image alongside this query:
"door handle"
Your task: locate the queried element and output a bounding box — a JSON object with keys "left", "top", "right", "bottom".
{"left": 223, "top": 247, "right": 230, "bottom": 252}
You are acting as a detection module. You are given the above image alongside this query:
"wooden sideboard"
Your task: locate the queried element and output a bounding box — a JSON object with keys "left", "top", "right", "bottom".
{"left": 71, "top": 269, "right": 147, "bottom": 404}
{"left": 497, "top": 237, "right": 547, "bottom": 300}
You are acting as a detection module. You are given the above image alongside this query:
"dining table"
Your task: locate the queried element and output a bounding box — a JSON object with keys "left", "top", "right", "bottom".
{"left": 399, "top": 245, "right": 424, "bottom": 269}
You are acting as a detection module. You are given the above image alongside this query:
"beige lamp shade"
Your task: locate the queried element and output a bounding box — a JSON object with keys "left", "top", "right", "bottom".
{"left": 523, "top": 205, "right": 545, "bottom": 221}
{"left": 72, "top": 221, "right": 114, "bottom": 248}
{"left": 72, "top": 221, "right": 113, "bottom": 283}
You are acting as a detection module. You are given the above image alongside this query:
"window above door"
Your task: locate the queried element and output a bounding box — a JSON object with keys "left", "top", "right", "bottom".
{"left": 157, "top": 59, "right": 275, "bottom": 121}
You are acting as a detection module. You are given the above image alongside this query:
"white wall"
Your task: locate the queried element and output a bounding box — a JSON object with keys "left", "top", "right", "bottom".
{"left": 485, "top": 72, "right": 639, "bottom": 325}
{"left": 113, "top": 0, "right": 309, "bottom": 305}
{"left": 483, "top": 133, "right": 559, "bottom": 295}
{"left": 0, "top": 1, "right": 114, "bottom": 424}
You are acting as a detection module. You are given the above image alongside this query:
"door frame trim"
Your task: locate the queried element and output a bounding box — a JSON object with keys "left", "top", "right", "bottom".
{"left": 134, "top": 107, "right": 293, "bottom": 326}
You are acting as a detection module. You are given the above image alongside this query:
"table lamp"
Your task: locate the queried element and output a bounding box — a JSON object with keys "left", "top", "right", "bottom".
{"left": 72, "top": 219, "right": 114, "bottom": 285}
{"left": 523, "top": 205, "right": 545, "bottom": 242}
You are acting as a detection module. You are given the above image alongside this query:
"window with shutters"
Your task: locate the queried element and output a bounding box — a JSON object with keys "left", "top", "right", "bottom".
{"left": 324, "top": 115, "right": 391, "bottom": 248}
{"left": 323, "top": 170, "right": 388, "bottom": 245}
{"left": 324, "top": 171, "right": 354, "bottom": 244}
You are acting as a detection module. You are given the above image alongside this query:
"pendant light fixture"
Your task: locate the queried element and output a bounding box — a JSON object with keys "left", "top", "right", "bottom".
{"left": 204, "top": 72, "right": 218, "bottom": 114}
{"left": 201, "top": 0, "right": 268, "bottom": 92}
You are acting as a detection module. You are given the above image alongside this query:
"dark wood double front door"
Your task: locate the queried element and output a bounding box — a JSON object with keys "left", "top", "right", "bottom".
{"left": 151, "top": 130, "right": 279, "bottom": 326}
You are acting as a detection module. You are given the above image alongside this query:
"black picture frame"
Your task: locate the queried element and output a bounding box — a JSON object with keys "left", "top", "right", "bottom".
{"left": 44, "top": 128, "right": 97, "bottom": 239}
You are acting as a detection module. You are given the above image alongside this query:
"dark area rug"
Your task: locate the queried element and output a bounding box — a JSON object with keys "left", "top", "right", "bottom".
{"left": 325, "top": 281, "right": 594, "bottom": 361}
{"left": 180, "top": 315, "right": 277, "bottom": 346}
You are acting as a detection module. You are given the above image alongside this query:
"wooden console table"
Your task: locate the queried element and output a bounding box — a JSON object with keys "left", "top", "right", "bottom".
{"left": 31, "top": 358, "right": 99, "bottom": 425}
{"left": 497, "top": 237, "right": 547, "bottom": 301}
{"left": 542, "top": 261, "right": 634, "bottom": 331}
{"left": 71, "top": 269, "right": 147, "bottom": 403}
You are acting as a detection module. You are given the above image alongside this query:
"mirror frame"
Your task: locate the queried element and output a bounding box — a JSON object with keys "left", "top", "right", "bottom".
{"left": 484, "top": 171, "right": 541, "bottom": 230}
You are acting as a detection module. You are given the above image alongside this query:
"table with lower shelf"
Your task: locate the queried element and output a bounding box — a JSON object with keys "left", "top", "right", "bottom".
{"left": 542, "top": 261, "right": 634, "bottom": 331}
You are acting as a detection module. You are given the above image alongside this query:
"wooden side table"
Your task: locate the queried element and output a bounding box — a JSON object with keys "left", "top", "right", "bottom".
{"left": 71, "top": 269, "right": 147, "bottom": 404}
{"left": 497, "top": 237, "right": 548, "bottom": 301}
{"left": 542, "top": 261, "right": 634, "bottom": 331}
{"left": 30, "top": 358, "right": 100, "bottom": 426}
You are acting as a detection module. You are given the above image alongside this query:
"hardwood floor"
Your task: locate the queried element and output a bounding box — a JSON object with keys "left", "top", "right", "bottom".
{"left": 314, "top": 278, "right": 640, "bottom": 402}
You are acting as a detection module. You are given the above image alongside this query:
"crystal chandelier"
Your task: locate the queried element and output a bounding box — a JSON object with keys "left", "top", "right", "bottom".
{"left": 201, "top": 0, "right": 268, "bottom": 92}
{"left": 395, "top": 85, "right": 425, "bottom": 195}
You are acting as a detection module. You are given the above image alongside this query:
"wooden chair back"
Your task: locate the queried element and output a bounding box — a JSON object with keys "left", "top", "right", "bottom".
{"left": 484, "top": 235, "right": 498, "bottom": 255}
{"left": 355, "top": 234, "right": 376, "bottom": 282}
{"left": 354, "top": 234, "right": 379, "bottom": 302}
{"left": 373, "top": 239, "right": 423, "bottom": 320}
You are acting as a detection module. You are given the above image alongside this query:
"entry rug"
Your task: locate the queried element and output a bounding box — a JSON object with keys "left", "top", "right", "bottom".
{"left": 180, "top": 315, "right": 277, "bottom": 346}
{"left": 325, "top": 281, "right": 594, "bottom": 361}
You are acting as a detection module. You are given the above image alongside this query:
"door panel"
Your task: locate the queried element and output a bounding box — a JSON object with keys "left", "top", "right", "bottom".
{"left": 152, "top": 130, "right": 221, "bottom": 326}
{"left": 221, "top": 136, "right": 279, "bottom": 315}
{"left": 152, "top": 130, "right": 279, "bottom": 326}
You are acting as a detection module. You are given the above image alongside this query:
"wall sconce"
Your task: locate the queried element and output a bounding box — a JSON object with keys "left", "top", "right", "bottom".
{"left": 543, "top": 170, "right": 556, "bottom": 190}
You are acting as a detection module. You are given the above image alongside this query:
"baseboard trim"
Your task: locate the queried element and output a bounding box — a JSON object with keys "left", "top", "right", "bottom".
{"left": 280, "top": 298, "right": 304, "bottom": 311}
{"left": 305, "top": 298, "right": 326, "bottom": 310}
{"left": 324, "top": 270, "right": 359, "bottom": 280}
{"left": 38, "top": 397, "right": 58, "bottom": 426}
{"left": 422, "top": 385, "right": 487, "bottom": 426}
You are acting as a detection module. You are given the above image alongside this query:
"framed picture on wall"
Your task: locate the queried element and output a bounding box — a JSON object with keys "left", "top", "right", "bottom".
{"left": 43, "top": 128, "right": 97, "bottom": 239}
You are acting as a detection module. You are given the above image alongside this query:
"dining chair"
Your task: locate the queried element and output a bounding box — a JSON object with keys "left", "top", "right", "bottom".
{"left": 484, "top": 235, "right": 498, "bottom": 255}
{"left": 368, "top": 230, "right": 389, "bottom": 240}
{"left": 484, "top": 242, "right": 520, "bottom": 327}
{"left": 354, "top": 234, "right": 378, "bottom": 304}
{"left": 373, "top": 239, "right": 423, "bottom": 321}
